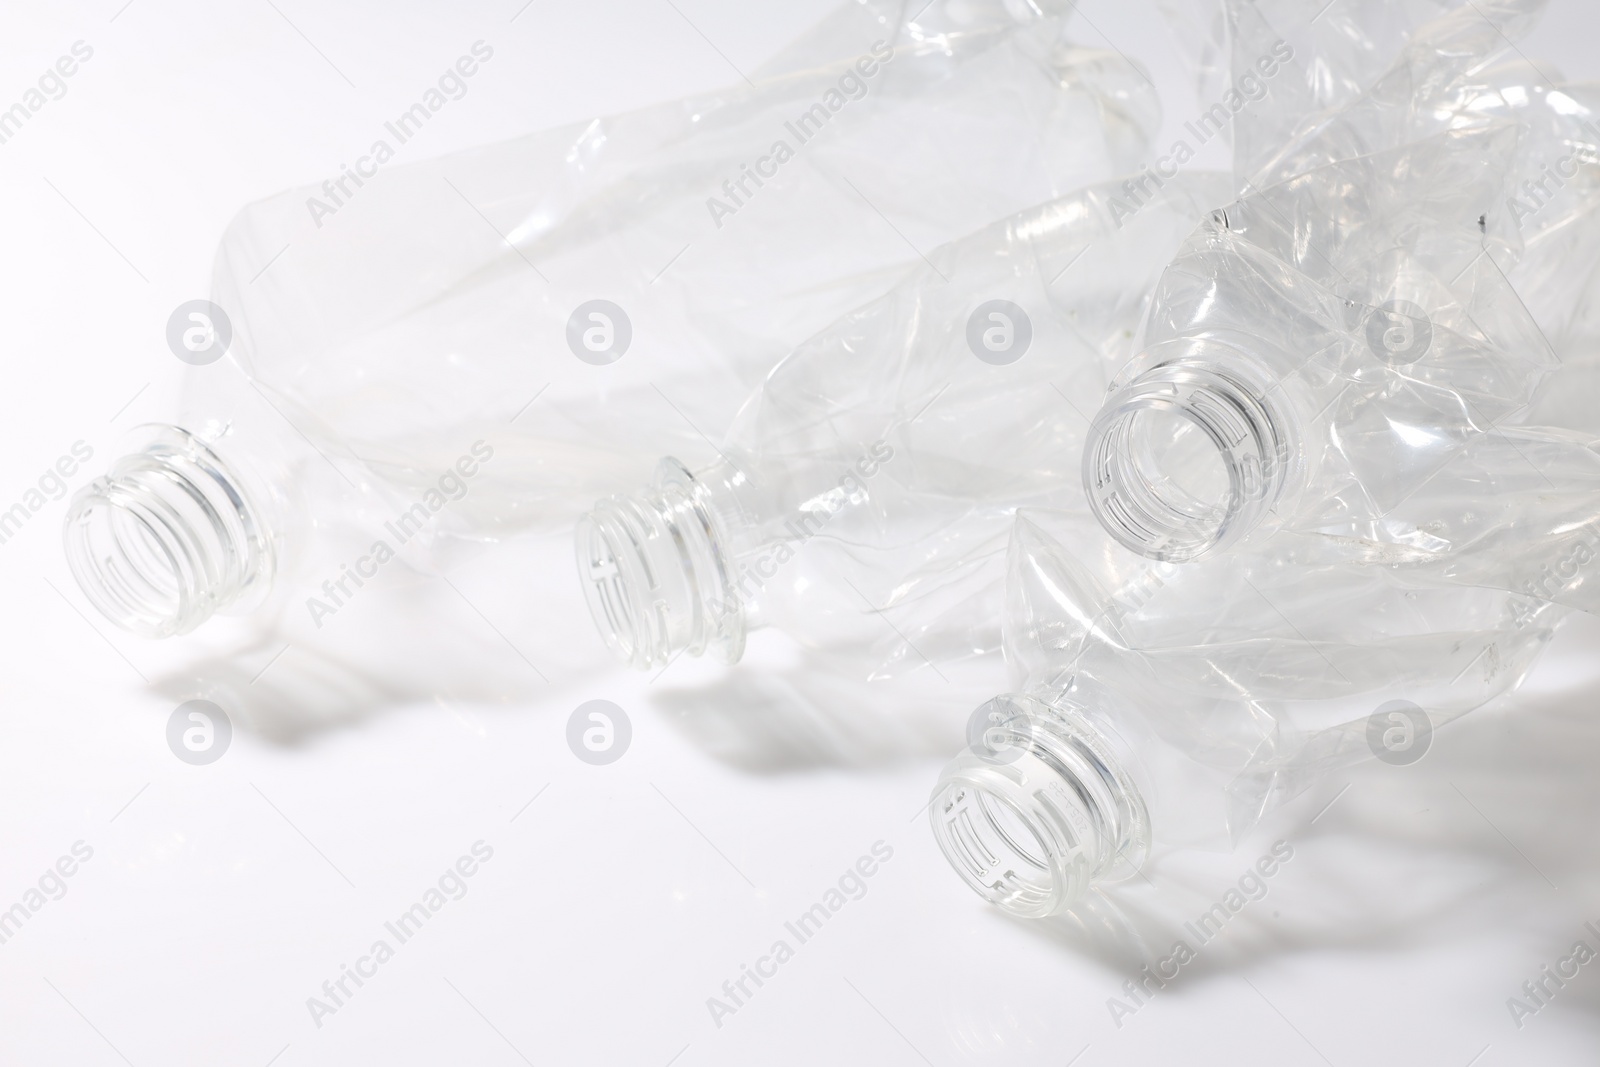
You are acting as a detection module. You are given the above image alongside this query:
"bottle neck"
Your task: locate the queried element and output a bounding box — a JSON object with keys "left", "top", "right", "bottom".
{"left": 930, "top": 692, "right": 1149, "bottom": 917}
{"left": 1084, "top": 347, "right": 1295, "bottom": 562}
{"left": 575, "top": 457, "right": 748, "bottom": 670}
{"left": 64, "top": 425, "right": 276, "bottom": 637}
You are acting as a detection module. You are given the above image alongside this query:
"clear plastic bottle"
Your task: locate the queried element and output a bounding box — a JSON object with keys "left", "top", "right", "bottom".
{"left": 1081, "top": 117, "right": 1600, "bottom": 617}
{"left": 929, "top": 508, "right": 1562, "bottom": 917}
{"left": 1220, "top": 0, "right": 1544, "bottom": 191}
{"left": 66, "top": 1, "right": 1161, "bottom": 638}
{"left": 1081, "top": 0, "right": 1600, "bottom": 627}
{"left": 577, "top": 172, "right": 1231, "bottom": 675}
{"left": 209, "top": 2, "right": 1160, "bottom": 542}
{"left": 63, "top": 366, "right": 405, "bottom": 639}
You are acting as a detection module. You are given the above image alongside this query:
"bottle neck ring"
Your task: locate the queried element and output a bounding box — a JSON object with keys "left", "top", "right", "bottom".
{"left": 575, "top": 458, "right": 746, "bottom": 670}
{"left": 1084, "top": 355, "right": 1293, "bottom": 562}
{"left": 64, "top": 426, "right": 275, "bottom": 637}
{"left": 930, "top": 693, "right": 1149, "bottom": 917}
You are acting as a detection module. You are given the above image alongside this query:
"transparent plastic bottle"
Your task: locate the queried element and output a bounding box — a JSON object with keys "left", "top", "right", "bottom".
{"left": 1080, "top": 118, "right": 1600, "bottom": 618}
{"left": 66, "top": 1, "right": 1162, "bottom": 639}
{"left": 1218, "top": 0, "right": 1544, "bottom": 192}
{"left": 208, "top": 2, "right": 1160, "bottom": 541}
{"left": 929, "top": 509, "right": 1562, "bottom": 917}
{"left": 577, "top": 172, "right": 1230, "bottom": 675}
{"left": 1081, "top": 0, "right": 1600, "bottom": 624}
{"left": 1163, "top": 0, "right": 1600, "bottom": 362}
{"left": 63, "top": 367, "right": 404, "bottom": 639}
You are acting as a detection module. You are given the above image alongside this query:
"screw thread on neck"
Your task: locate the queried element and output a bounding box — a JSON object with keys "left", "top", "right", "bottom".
{"left": 931, "top": 693, "right": 1149, "bottom": 917}
{"left": 575, "top": 457, "right": 747, "bottom": 670}
{"left": 1084, "top": 345, "right": 1294, "bottom": 562}
{"left": 64, "top": 426, "right": 275, "bottom": 638}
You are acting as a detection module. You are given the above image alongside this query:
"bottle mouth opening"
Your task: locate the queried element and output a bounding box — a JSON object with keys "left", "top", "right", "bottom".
{"left": 66, "top": 482, "right": 199, "bottom": 638}
{"left": 931, "top": 771, "right": 1076, "bottom": 919}
{"left": 1085, "top": 362, "right": 1288, "bottom": 562}
{"left": 575, "top": 458, "right": 745, "bottom": 671}
{"left": 62, "top": 427, "right": 272, "bottom": 638}
{"left": 931, "top": 695, "right": 1150, "bottom": 918}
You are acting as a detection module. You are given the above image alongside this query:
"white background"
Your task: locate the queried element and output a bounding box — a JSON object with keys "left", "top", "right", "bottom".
{"left": 3, "top": 1, "right": 1600, "bottom": 1064}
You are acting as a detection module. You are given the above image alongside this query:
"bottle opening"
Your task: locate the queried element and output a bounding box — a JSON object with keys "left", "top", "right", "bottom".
{"left": 575, "top": 458, "right": 745, "bottom": 670}
{"left": 930, "top": 695, "right": 1149, "bottom": 918}
{"left": 933, "top": 778, "right": 1065, "bottom": 917}
{"left": 63, "top": 426, "right": 273, "bottom": 638}
{"left": 1084, "top": 359, "right": 1290, "bottom": 562}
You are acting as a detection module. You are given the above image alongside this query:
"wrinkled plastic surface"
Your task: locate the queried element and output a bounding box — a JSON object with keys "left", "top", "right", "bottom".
{"left": 1088, "top": 17, "right": 1600, "bottom": 612}
{"left": 1002, "top": 507, "right": 1561, "bottom": 846}
{"left": 1159, "top": 0, "right": 1548, "bottom": 189}
{"left": 210, "top": 1, "right": 1161, "bottom": 546}
{"left": 587, "top": 172, "right": 1230, "bottom": 677}
{"left": 935, "top": 0, "right": 1600, "bottom": 915}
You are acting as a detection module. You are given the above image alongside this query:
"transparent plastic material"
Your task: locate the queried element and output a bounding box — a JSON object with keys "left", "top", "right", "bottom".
{"left": 578, "top": 172, "right": 1231, "bottom": 676}
{"left": 211, "top": 4, "right": 1159, "bottom": 541}
{"left": 65, "top": 1, "right": 1162, "bottom": 638}
{"left": 1082, "top": 112, "right": 1600, "bottom": 615}
{"left": 1240, "top": 1, "right": 1543, "bottom": 185}
{"left": 1158, "top": 0, "right": 1545, "bottom": 190}
{"left": 930, "top": 509, "right": 1562, "bottom": 918}
{"left": 63, "top": 370, "right": 396, "bottom": 639}
{"left": 1161, "top": 0, "right": 1600, "bottom": 347}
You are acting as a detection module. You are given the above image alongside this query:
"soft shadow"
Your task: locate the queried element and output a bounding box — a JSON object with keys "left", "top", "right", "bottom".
{"left": 649, "top": 639, "right": 997, "bottom": 772}
{"left": 991, "top": 614, "right": 1600, "bottom": 1025}
{"left": 145, "top": 532, "right": 615, "bottom": 744}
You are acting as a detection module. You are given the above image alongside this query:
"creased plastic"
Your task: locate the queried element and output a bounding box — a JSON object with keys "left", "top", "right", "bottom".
{"left": 211, "top": 3, "right": 1161, "bottom": 546}
{"left": 1085, "top": 46, "right": 1600, "bottom": 614}
{"left": 928, "top": 506, "right": 1562, "bottom": 915}
{"left": 578, "top": 173, "right": 1229, "bottom": 676}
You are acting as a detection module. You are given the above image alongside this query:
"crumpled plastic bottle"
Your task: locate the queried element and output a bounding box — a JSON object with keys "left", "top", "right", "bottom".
{"left": 64, "top": 0, "right": 1161, "bottom": 639}
{"left": 577, "top": 172, "right": 1230, "bottom": 676}
{"left": 209, "top": 1, "right": 1159, "bottom": 540}
{"left": 928, "top": 508, "right": 1563, "bottom": 917}
{"left": 1224, "top": 0, "right": 1544, "bottom": 189}
{"left": 1082, "top": 105, "right": 1600, "bottom": 612}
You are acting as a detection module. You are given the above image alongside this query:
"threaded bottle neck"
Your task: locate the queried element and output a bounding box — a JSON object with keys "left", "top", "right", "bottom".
{"left": 930, "top": 693, "right": 1149, "bottom": 917}
{"left": 63, "top": 426, "right": 275, "bottom": 637}
{"left": 1084, "top": 349, "right": 1294, "bottom": 562}
{"left": 575, "top": 457, "right": 746, "bottom": 670}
